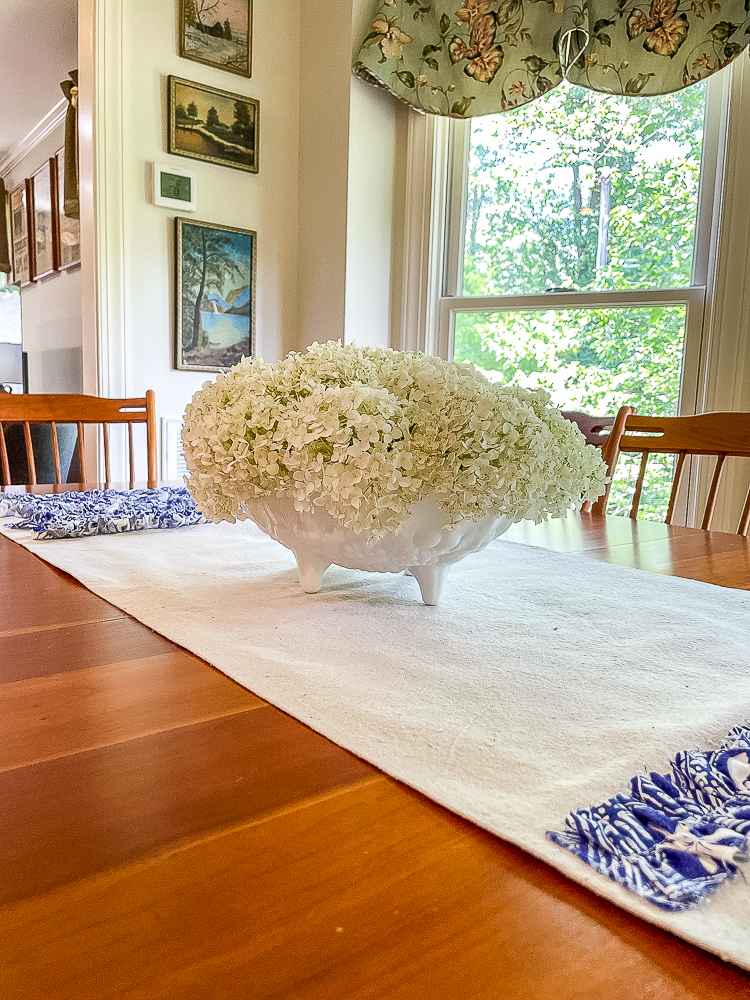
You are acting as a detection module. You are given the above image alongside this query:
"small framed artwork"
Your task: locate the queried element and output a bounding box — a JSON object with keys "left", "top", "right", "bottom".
{"left": 175, "top": 217, "right": 256, "bottom": 372}
{"left": 55, "top": 149, "right": 81, "bottom": 269}
{"left": 30, "top": 160, "right": 59, "bottom": 279}
{"left": 153, "top": 162, "right": 197, "bottom": 211}
{"left": 168, "top": 76, "right": 259, "bottom": 174}
{"left": 9, "top": 181, "right": 33, "bottom": 286}
{"left": 179, "top": 0, "right": 252, "bottom": 78}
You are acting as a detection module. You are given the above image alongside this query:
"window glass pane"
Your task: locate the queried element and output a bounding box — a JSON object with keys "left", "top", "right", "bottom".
{"left": 453, "top": 305, "right": 688, "bottom": 519}
{"left": 463, "top": 83, "right": 706, "bottom": 297}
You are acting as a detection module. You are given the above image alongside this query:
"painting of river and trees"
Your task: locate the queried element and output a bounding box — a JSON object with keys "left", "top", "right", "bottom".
{"left": 180, "top": 0, "right": 252, "bottom": 77}
{"left": 169, "top": 77, "right": 259, "bottom": 173}
{"left": 175, "top": 218, "right": 256, "bottom": 372}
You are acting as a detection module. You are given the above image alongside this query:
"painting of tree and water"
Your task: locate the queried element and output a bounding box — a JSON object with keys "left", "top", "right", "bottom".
{"left": 169, "top": 76, "right": 259, "bottom": 173}
{"left": 180, "top": 0, "right": 252, "bottom": 77}
{"left": 175, "top": 218, "right": 256, "bottom": 372}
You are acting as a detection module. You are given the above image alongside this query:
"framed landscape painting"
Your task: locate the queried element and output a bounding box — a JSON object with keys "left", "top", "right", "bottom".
{"left": 175, "top": 217, "right": 256, "bottom": 372}
{"left": 180, "top": 0, "right": 252, "bottom": 78}
{"left": 9, "top": 181, "right": 33, "bottom": 286}
{"left": 30, "top": 160, "right": 58, "bottom": 279}
{"left": 168, "top": 76, "right": 259, "bottom": 174}
{"left": 55, "top": 149, "right": 81, "bottom": 269}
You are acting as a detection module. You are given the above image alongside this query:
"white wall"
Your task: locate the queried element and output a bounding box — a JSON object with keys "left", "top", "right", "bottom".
{"left": 3, "top": 121, "right": 83, "bottom": 393}
{"left": 297, "top": 0, "right": 352, "bottom": 347}
{"left": 83, "top": 0, "right": 405, "bottom": 479}
{"left": 88, "top": 0, "right": 301, "bottom": 478}
{"left": 345, "top": 0, "right": 409, "bottom": 351}
{"left": 345, "top": 75, "right": 406, "bottom": 350}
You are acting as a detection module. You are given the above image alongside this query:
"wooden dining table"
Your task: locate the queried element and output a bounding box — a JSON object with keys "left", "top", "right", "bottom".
{"left": 1, "top": 488, "right": 749, "bottom": 999}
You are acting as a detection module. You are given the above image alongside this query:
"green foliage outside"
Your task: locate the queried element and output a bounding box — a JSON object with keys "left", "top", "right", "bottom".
{"left": 453, "top": 82, "right": 706, "bottom": 518}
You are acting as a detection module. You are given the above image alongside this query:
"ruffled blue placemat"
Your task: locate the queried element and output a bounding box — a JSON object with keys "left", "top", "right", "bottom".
{"left": 548, "top": 724, "right": 750, "bottom": 911}
{"left": 0, "top": 487, "right": 206, "bottom": 539}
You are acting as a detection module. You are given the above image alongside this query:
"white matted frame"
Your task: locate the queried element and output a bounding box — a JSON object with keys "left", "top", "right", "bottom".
{"left": 152, "top": 162, "right": 197, "bottom": 212}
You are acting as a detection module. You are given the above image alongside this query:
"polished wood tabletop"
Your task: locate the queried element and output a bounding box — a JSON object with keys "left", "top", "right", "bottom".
{"left": 1, "top": 501, "right": 749, "bottom": 999}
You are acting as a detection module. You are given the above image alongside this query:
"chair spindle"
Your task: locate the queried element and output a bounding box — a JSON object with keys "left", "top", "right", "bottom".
{"left": 0, "top": 425, "right": 10, "bottom": 486}
{"left": 77, "top": 422, "right": 87, "bottom": 482}
{"left": 701, "top": 453, "right": 727, "bottom": 531}
{"left": 23, "top": 422, "right": 37, "bottom": 485}
{"left": 739, "top": 487, "right": 750, "bottom": 537}
{"left": 665, "top": 452, "right": 687, "bottom": 525}
{"left": 128, "top": 423, "right": 135, "bottom": 486}
{"left": 50, "top": 422, "right": 62, "bottom": 484}
{"left": 630, "top": 451, "right": 650, "bottom": 520}
{"left": 103, "top": 423, "right": 111, "bottom": 484}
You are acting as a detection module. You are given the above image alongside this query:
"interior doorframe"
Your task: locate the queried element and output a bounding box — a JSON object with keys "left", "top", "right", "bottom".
{"left": 78, "top": 0, "right": 128, "bottom": 479}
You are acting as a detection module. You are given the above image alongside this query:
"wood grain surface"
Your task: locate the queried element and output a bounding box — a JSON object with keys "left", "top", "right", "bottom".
{"left": 1, "top": 510, "right": 749, "bottom": 998}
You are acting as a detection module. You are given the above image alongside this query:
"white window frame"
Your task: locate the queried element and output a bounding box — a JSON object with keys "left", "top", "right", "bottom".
{"left": 398, "top": 57, "right": 750, "bottom": 531}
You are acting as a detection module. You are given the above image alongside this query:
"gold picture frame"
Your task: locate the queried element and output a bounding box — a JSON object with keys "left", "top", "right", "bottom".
{"left": 179, "top": 0, "right": 252, "bottom": 78}
{"left": 9, "top": 180, "right": 33, "bottom": 286}
{"left": 175, "top": 217, "right": 256, "bottom": 373}
{"left": 168, "top": 76, "right": 259, "bottom": 174}
{"left": 30, "top": 160, "right": 59, "bottom": 280}
{"left": 55, "top": 149, "right": 81, "bottom": 269}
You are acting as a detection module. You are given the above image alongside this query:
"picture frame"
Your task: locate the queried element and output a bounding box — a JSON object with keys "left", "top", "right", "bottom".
{"left": 9, "top": 180, "right": 33, "bottom": 286}
{"left": 175, "top": 217, "right": 256, "bottom": 373}
{"left": 168, "top": 76, "right": 259, "bottom": 174}
{"left": 153, "top": 162, "right": 197, "bottom": 211}
{"left": 30, "top": 160, "right": 59, "bottom": 279}
{"left": 179, "top": 0, "right": 252, "bottom": 78}
{"left": 55, "top": 149, "right": 81, "bottom": 269}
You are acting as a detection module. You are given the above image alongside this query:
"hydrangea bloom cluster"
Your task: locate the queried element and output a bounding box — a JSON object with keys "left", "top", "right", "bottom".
{"left": 181, "top": 342, "right": 607, "bottom": 539}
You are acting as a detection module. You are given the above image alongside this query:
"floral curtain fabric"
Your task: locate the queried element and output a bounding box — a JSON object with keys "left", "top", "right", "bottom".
{"left": 354, "top": 0, "right": 750, "bottom": 117}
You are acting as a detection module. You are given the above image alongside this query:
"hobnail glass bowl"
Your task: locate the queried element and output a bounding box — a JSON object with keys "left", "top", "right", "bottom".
{"left": 245, "top": 495, "right": 512, "bottom": 605}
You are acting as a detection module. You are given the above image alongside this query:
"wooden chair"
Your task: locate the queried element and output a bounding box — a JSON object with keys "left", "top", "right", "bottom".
{"left": 610, "top": 411, "right": 750, "bottom": 535}
{"left": 562, "top": 406, "right": 636, "bottom": 516}
{"left": 0, "top": 391, "right": 157, "bottom": 488}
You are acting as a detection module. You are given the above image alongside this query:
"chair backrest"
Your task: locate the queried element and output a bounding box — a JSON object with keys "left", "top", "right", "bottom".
{"left": 562, "top": 406, "right": 636, "bottom": 516}
{"left": 613, "top": 411, "right": 750, "bottom": 535}
{"left": 0, "top": 391, "right": 157, "bottom": 488}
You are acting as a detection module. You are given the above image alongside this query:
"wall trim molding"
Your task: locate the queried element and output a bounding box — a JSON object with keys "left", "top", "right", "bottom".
{"left": 0, "top": 99, "right": 67, "bottom": 178}
{"left": 397, "top": 111, "right": 452, "bottom": 355}
{"left": 84, "top": 0, "right": 126, "bottom": 402}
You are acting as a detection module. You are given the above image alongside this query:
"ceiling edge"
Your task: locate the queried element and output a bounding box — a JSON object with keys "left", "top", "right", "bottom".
{"left": 0, "top": 98, "right": 68, "bottom": 180}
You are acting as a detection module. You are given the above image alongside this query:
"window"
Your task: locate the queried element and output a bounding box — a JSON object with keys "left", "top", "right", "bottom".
{"left": 400, "top": 59, "right": 750, "bottom": 527}
{"left": 450, "top": 82, "right": 712, "bottom": 516}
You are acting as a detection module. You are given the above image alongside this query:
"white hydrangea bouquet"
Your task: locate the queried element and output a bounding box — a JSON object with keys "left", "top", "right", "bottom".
{"left": 181, "top": 343, "right": 607, "bottom": 603}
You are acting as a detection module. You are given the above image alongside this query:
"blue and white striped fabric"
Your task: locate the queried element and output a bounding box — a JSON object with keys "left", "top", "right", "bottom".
{"left": 0, "top": 487, "right": 206, "bottom": 538}
{"left": 548, "top": 725, "right": 750, "bottom": 910}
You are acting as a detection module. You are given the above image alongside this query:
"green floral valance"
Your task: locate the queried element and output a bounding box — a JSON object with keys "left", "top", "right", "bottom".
{"left": 353, "top": 0, "right": 750, "bottom": 117}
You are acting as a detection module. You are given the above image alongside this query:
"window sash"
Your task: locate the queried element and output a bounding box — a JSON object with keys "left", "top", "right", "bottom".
{"left": 437, "top": 287, "right": 706, "bottom": 419}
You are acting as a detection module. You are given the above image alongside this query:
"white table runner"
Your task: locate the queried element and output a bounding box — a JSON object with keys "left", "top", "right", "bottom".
{"left": 4, "top": 519, "right": 750, "bottom": 969}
